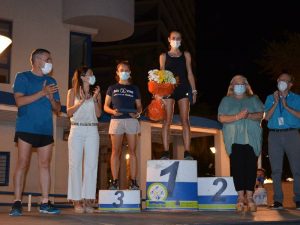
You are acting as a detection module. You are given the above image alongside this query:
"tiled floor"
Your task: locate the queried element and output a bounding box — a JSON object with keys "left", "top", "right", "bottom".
{"left": 1, "top": 206, "right": 300, "bottom": 225}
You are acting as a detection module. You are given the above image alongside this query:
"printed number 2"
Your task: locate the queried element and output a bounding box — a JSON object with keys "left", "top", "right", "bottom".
{"left": 113, "top": 191, "right": 124, "bottom": 208}
{"left": 160, "top": 161, "right": 179, "bottom": 196}
{"left": 212, "top": 178, "right": 227, "bottom": 202}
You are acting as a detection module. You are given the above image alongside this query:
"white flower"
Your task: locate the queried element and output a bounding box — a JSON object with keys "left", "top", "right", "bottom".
{"left": 170, "top": 77, "right": 176, "bottom": 84}
{"left": 148, "top": 69, "right": 176, "bottom": 84}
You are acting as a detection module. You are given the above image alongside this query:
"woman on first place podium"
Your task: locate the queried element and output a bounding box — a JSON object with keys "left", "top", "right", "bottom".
{"left": 104, "top": 61, "right": 142, "bottom": 190}
{"left": 218, "top": 75, "right": 264, "bottom": 212}
{"left": 159, "top": 30, "right": 197, "bottom": 160}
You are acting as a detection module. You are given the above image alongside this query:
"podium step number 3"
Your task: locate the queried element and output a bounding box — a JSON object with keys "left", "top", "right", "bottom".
{"left": 198, "top": 177, "right": 238, "bottom": 210}
{"left": 146, "top": 160, "right": 198, "bottom": 210}
{"left": 98, "top": 190, "right": 141, "bottom": 212}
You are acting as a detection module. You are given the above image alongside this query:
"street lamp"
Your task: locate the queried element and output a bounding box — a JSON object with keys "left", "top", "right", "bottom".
{"left": 0, "top": 34, "right": 12, "bottom": 54}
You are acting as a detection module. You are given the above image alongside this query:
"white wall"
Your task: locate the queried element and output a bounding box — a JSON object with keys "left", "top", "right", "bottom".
{"left": 1, "top": 0, "right": 76, "bottom": 105}
{"left": 0, "top": 0, "right": 85, "bottom": 200}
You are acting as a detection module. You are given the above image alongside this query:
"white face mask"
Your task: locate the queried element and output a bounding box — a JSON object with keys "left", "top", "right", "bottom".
{"left": 233, "top": 84, "right": 246, "bottom": 95}
{"left": 170, "top": 40, "right": 181, "bottom": 49}
{"left": 41, "top": 62, "right": 53, "bottom": 74}
{"left": 277, "top": 81, "right": 288, "bottom": 92}
{"left": 89, "top": 75, "right": 96, "bottom": 85}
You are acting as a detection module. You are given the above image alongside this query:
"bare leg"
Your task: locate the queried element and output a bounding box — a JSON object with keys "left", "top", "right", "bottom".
{"left": 178, "top": 98, "right": 191, "bottom": 151}
{"left": 126, "top": 133, "right": 137, "bottom": 180}
{"left": 110, "top": 134, "right": 124, "bottom": 180}
{"left": 236, "top": 190, "right": 245, "bottom": 211}
{"left": 37, "top": 144, "right": 53, "bottom": 203}
{"left": 246, "top": 190, "right": 256, "bottom": 212}
{"left": 162, "top": 99, "right": 175, "bottom": 151}
{"left": 13, "top": 139, "right": 32, "bottom": 201}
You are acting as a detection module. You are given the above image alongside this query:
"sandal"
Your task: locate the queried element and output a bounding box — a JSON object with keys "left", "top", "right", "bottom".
{"left": 236, "top": 198, "right": 245, "bottom": 212}
{"left": 247, "top": 197, "right": 257, "bottom": 212}
{"left": 84, "top": 199, "right": 94, "bottom": 213}
{"left": 73, "top": 200, "right": 85, "bottom": 213}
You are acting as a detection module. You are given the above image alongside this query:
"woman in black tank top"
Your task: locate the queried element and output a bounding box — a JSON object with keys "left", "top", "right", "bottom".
{"left": 159, "top": 30, "right": 197, "bottom": 160}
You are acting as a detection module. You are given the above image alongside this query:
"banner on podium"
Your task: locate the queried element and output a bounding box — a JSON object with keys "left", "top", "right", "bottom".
{"left": 198, "top": 177, "right": 238, "bottom": 210}
{"left": 146, "top": 160, "right": 198, "bottom": 210}
{"left": 98, "top": 190, "right": 141, "bottom": 212}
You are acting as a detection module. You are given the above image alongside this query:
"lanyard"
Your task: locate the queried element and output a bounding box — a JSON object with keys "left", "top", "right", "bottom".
{"left": 278, "top": 95, "right": 288, "bottom": 116}
{"left": 278, "top": 98, "right": 283, "bottom": 116}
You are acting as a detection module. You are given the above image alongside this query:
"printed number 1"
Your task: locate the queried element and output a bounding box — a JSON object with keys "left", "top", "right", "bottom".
{"left": 160, "top": 161, "right": 179, "bottom": 196}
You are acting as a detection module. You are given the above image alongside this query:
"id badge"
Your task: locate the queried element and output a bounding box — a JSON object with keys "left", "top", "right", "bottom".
{"left": 278, "top": 117, "right": 285, "bottom": 126}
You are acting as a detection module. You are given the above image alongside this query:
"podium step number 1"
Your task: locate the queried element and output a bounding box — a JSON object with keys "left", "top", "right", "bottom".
{"left": 146, "top": 160, "right": 198, "bottom": 210}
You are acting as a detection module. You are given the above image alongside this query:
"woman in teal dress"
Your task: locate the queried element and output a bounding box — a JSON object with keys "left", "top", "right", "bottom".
{"left": 218, "top": 75, "right": 264, "bottom": 212}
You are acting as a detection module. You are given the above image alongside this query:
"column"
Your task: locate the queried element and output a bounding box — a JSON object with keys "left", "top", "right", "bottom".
{"left": 214, "top": 130, "right": 230, "bottom": 176}
{"left": 136, "top": 121, "right": 152, "bottom": 200}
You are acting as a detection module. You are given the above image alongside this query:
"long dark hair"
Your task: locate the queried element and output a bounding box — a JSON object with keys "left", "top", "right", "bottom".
{"left": 72, "top": 66, "right": 93, "bottom": 97}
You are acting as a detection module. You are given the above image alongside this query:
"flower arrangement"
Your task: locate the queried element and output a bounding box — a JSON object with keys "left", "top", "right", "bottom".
{"left": 148, "top": 69, "right": 177, "bottom": 97}
{"left": 148, "top": 69, "right": 177, "bottom": 84}
{"left": 147, "top": 69, "right": 177, "bottom": 121}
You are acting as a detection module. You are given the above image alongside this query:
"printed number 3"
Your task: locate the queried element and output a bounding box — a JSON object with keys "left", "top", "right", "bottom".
{"left": 212, "top": 178, "right": 227, "bottom": 202}
{"left": 113, "top": 191, "right": 124, "bottom": 208}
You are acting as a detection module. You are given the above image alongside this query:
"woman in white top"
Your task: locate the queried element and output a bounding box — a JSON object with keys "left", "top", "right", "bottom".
{"left": 67, "top": 66, "right": 102, "bottom": 213}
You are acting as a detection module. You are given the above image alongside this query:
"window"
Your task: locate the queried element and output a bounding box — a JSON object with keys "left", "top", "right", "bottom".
{"left": 0, "top": 20, "right": 12, "bottom": 84}
{"left": 68, "top": 32, "right": 92, "bottom": 88}
{"left": 0, "top": 152, "right": 10, "bottom": 186}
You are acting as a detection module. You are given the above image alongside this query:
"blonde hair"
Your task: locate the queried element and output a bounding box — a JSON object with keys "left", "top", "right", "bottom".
{"left": 226, "top": 75, "right": 254, "bottom": 96}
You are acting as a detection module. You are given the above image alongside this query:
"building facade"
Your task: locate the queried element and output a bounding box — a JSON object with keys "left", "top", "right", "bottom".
{"left": 0, "top": 0, "right": 134, "bottom": 203}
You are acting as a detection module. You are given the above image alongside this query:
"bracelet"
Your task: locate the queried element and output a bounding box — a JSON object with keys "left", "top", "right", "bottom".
{"left": 192, "top": 89, "right": 198, "bottom": 95}
{"left": 235, "top": 114, "right": 238, "bottom": 121}
{"left": 136, "top": 112, "right": 141, "bottom": 119}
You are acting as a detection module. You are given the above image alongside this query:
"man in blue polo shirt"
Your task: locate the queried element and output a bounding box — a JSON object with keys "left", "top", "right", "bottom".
{"left": 9, "top": 49, "right": 61, "bottom": 216}
{"left": 264, "top": 72, "right": 300, "bottom": 210}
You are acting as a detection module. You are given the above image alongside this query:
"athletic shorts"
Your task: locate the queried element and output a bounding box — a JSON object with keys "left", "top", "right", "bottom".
{"left": 108, "top": 118, "right": 140, "bottom": 135}
{"left": 14, "top": 132, "right": 54, "bottom": 148}
{"left": 169, "top": 85, "right": 190, "bottom": 101}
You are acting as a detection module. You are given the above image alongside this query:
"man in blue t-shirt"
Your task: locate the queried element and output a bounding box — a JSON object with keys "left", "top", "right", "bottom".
{"left": 9, "top": 49, "right": 61, "bottom": 216}
{"left": 264, "top": 72, "right": 300, "bottom": 210}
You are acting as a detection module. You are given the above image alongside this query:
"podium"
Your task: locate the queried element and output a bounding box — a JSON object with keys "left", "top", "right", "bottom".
{"left": 198, "top": 177, "right": 238, "bottom": 210}
{"left": 98, "top": 190, "right": 141, "bottom": 212}
{"left": 146, "top": 160, "right": 198, "bottom": 210}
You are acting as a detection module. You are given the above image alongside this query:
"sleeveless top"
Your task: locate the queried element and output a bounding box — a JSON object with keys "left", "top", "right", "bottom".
{"left": 70, "top": 97, "right": 98, "bottom": 123}
{"left": 165, "top": 52, "right": 189, "bottom": 90}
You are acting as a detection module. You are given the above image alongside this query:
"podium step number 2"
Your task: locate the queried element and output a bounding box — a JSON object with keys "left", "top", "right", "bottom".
{"left": 98, "top": 190, "right": 141, "bottom": 212}
{"left": 198, "top": 177, "right": 238, "bottom": 210}
{"left": 146, "top": 160, "right": 198, "bottom": 210}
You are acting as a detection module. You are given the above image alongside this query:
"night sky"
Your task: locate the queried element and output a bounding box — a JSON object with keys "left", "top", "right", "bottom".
{"left": 195, "top": 1, "right": 300, "bottom": 114}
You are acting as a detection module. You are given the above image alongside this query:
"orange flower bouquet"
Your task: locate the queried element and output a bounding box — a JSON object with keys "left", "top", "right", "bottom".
{"left": 147, "top": 69, "right": 177, "bottom": 121}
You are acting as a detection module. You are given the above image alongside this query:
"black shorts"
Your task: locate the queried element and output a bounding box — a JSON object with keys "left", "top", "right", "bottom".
{"left": 14, "top": 132, "right": 54, "bottom": 148}
{"left": 169, "top": 86, "right": 190, "bottom": 102}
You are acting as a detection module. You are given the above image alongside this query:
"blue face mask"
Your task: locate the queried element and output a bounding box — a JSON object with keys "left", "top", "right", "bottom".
{"left": 233, "top": 84, "right": 246, "bottom": 95}
{"left": 257, "top": 176, "right": 264, "bottom": 183}
{"left": 119, "top": 71, "right": 130, "bottom": 80}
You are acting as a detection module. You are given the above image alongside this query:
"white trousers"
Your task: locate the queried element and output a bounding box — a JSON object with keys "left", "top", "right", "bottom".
{"left": 67, "top": 125, "right": 99, "bottom": 200}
